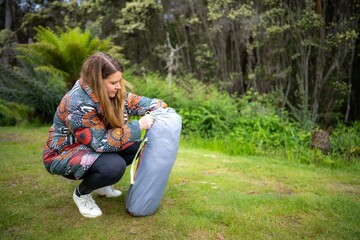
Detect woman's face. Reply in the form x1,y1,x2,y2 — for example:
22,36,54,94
103,71,123,98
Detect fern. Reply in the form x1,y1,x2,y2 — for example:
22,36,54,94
0,63,65,122
15,26,118,89
4,26,128,123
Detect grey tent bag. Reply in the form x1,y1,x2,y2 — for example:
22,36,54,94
126,108,182,216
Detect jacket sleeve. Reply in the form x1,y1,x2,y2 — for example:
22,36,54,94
126,92,167,116
66,103,142,152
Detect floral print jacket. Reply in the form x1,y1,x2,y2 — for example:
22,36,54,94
43,79,167,179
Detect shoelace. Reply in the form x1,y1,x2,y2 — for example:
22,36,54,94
82,194,97,209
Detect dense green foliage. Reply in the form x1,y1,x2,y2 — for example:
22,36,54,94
0,99,30,126
127,71,358,167
127,72,239,138
1,0,359,123
331,122,360,160
0,62,65,123
0,2,359,167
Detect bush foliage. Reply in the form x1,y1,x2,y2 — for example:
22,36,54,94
1,27,358,168
127,70,358,167
0,63,66,123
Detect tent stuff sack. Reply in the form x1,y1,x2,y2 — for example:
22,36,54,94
125,107,182,216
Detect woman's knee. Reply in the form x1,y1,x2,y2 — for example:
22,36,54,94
94,153,127,182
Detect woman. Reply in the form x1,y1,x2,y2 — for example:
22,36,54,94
43,52,167,218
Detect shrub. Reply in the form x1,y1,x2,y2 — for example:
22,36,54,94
126,72,238,138
0,100,31,126
106,70,360,168
0,63,65,123
330,122,360,162
228,89,306,153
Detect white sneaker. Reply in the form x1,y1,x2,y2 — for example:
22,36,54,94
94,185,122,198
73,189,102,218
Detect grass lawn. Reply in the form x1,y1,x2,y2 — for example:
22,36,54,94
0,126,359,240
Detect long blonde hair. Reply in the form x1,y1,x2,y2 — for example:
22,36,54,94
81,52,126,128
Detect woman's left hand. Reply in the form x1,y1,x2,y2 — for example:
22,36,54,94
139,114,154,130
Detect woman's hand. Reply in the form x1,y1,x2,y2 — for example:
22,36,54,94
139,114,154,130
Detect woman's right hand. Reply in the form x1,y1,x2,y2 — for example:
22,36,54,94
138,114,154,130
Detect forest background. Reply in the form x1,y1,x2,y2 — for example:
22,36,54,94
0,0,360,167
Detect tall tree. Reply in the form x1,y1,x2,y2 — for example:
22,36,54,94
115,0,164,70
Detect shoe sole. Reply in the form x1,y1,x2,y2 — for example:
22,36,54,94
81,212,103,218
96,192,122,198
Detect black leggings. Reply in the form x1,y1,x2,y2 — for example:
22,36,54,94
66,142,141,195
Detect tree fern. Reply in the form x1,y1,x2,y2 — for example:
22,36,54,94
15,26,121,89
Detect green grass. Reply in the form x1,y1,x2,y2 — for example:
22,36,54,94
0,126,359,240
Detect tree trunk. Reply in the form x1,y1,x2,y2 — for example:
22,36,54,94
311,0,326,122
315,0,322,14
345,46,355,122
232,24,245,94
5,0,13,30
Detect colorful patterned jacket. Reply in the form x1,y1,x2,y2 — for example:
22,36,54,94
43,79,167,179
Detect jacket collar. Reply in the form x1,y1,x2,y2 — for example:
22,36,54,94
78,78,103,115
